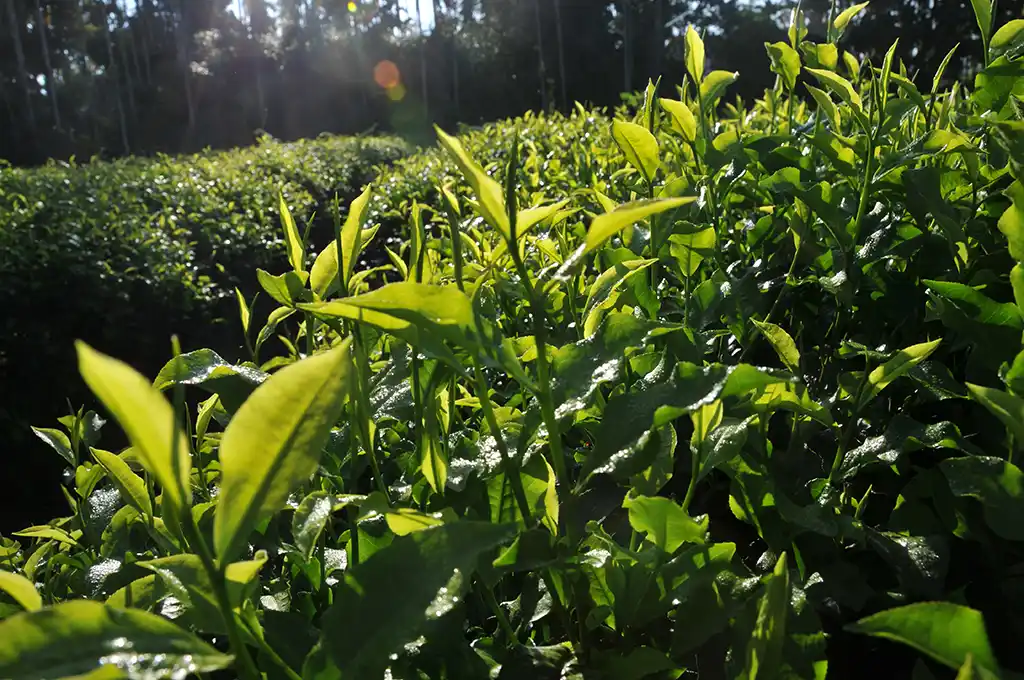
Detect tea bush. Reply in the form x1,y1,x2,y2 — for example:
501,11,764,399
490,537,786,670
3,6,1024,680
0,133,409,529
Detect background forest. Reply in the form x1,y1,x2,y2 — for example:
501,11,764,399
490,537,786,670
1,0,1018,167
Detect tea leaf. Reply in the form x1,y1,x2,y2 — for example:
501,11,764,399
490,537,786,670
744,552,790,680
833,2,869,38
965,383,1024,450
76,342,191,528
435,125,510,239
292,491,335,562
585,198,695,255
751,320,800,373
659,98,697,143
612,121,660,184
214,340,354,564
805,68,865,120
624,495,708,552
0,571,42,612
766,42,801,92
997,181,1024,262
862,339,941,405
669,226,716,277
316,521,514,680
280,192,306,275
685,25,705,84
0,600,233,679
969,0,993,48
30,427,74,467
311,186,372,297
846,603,999,679
990,19,1024,60
700,70,740,109
939,456,1024,541
91,449,151,518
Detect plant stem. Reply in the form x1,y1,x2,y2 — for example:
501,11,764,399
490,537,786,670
351,327,390,501
852,134,875,243
477,580,518,643
472,361,533,523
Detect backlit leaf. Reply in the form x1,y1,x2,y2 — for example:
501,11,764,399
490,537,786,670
833,2,869,37
863,339,941,404
0,571,42,612
685,25,705,84
847,603,999,679
965,383,1024,450
752,320,800,373
91,449,151,518
939,456,1024,541
659,98,697,143
76,342,191,528
624,495,708,552
744,552,790,680
280,193,306,275
612,120,660,184
435,125,510,239
0,600,233,679
214,340,353,564
316,521,514,680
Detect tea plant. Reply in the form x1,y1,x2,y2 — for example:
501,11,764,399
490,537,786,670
2,5,1024,679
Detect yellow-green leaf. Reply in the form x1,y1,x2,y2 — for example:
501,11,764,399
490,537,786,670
76,342,191,525
847,603,999,679
612,120,660,184
752,320,801,373
92,448,152,517
685,25,705,84
235,288,251,335
585,198,695,255
311,186,373,297
624,495,708,553
765,41,801,92
990,19,1024,59
420,434,447,495
966,383,1024,448
998,181,1024,263
214,340,354,564
0,571,42,612
659,98,697,143
806,84,840,129
806,67,864,119
833,2,869,37
969,0,993,47
435,125,510,240
744,553,790,680
13,526,78,547
699,70,739,109
279,193,305,275
384,508,446,536
863,339,941,404
668,226,716,276
0,600,234,679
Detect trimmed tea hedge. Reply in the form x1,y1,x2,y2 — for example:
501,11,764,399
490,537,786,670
0,134,409,529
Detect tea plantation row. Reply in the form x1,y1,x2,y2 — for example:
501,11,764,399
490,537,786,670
2,6,1024,680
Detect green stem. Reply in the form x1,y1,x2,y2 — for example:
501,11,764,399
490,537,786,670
508,242,569,488
852,134,875,243
352,327,390,501
477,580,518,643
827,361,872,484
472,361,533,524
243,619,304,680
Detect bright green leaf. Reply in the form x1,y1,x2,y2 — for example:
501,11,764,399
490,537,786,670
659,98,697,143
214,340,353,564
612,120,660,184
752,320,800,373
833,2,870,37
0,571,42,612
0,600,233,679
624,495,708,553
685,25,705,84
91,448,151,518
847,603,999,679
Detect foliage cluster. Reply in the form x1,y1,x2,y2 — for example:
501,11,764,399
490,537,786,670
3,6,1024,680
0,133,409,530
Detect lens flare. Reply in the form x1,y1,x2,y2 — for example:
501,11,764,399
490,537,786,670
374,60,402,90
347,1,357,12
386,83,407,102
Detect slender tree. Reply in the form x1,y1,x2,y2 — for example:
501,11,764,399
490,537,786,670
33,0,61,129
553,0,568,110
5,0,36,129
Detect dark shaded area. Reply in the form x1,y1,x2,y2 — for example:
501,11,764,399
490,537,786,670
0,0,1014,166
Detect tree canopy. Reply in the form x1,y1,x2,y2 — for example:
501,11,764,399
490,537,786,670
0,0,1014,166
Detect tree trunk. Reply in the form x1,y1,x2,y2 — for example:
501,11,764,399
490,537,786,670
622,0,633,94
416,0,429,117
652,0,664,82
553,0,568,110
113,2,139,127
34,0,61,129
173,0,196,145
5,0,36,128
100,1,130,153
533,0,548,111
